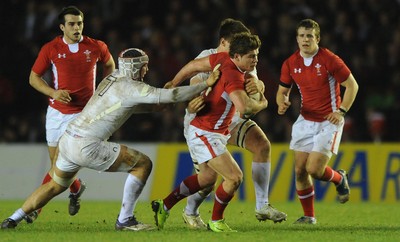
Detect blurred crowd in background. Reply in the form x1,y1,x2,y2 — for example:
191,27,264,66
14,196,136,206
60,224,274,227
1,0,399,143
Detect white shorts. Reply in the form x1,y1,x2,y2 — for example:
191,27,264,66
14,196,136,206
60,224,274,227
46,106,80,147
183,110,249,171
183,110,244,141
186,124,230,164
56,130,121,173
290,115,344,158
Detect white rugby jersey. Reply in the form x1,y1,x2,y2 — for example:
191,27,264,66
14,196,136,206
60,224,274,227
67,70,208,140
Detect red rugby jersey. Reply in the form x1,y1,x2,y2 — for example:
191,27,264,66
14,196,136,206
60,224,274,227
280,47,351,122
32,35,112,114
191,52,245,134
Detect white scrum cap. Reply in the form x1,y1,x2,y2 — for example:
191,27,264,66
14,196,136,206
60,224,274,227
118,48,149,80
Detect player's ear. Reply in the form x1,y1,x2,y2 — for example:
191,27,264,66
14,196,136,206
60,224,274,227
316,36,320,44
220,38,229,48
141,68,145,81
140,64,148,82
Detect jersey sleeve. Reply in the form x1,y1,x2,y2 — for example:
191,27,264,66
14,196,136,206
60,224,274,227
210,52,245,93
159,83,208,103
128,81,208,104
224,71,245,94
326,53,351,84
98,40,112,64
209,52,226,70
31,44,51,75
279,59,293,88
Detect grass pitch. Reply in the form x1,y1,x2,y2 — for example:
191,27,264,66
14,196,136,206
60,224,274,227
0,200,399,242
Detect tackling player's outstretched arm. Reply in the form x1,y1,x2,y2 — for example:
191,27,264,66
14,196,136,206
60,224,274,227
160,66,220,103
133,66,220,113
165,56,212,88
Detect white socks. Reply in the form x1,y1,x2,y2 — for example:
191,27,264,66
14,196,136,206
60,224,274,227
118,174,144,223
10,208,26,223
252,162,271,210
184,192,208,215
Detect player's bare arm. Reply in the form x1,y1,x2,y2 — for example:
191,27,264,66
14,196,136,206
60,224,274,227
102,57,116,78
229,89,268,118
185,64,221,113
324,111,345,125
204,65,220,87
29,71,71,104
276,85,291,115
165,56,212,88
325,74,358,125
244,78,261,96
339,74,359,111
244,73,264,96
187,95,205,114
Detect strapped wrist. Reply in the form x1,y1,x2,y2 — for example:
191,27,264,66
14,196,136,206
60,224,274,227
337,108,346,117
339,107,347,115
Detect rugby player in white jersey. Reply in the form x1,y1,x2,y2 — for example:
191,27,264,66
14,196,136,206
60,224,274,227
1,48,220,231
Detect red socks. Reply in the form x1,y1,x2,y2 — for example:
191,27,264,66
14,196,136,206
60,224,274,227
297,186,315,217
212,184,234,221
164,174,201,210
69,178,81,194
321,166,342,185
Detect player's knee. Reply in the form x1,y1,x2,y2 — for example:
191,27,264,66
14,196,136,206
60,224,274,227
141,155,153,173
130,154,152,176
198,171,218,188
231,173,243,189
244,128,271,158
294,166,308,180
306,166,324,179
123,147,153,173
255,138,271,157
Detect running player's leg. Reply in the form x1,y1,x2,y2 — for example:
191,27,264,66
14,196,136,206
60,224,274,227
206,151,242,232
110,145,154,231
228,118,287,222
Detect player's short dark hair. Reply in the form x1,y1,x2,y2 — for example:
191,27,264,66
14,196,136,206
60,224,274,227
297,19,320,38
229,32,261,57
58,6,84,25
219,18,250,42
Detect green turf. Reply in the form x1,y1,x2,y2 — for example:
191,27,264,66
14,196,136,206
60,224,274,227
1,200,399,242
